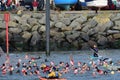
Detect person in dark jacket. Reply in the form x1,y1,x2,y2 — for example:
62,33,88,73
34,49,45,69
74,0,82,10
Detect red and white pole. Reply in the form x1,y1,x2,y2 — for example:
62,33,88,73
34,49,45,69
4,13,10,55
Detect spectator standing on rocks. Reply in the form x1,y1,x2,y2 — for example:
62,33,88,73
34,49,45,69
1,0,6,11
32,0,39,11
19,0,24,6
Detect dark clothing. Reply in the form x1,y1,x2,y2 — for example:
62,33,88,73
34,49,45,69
92,46,99,57
93,47,98,53
19,0,25,6
74,0,82,10
1,2,6,11
93,53,98,57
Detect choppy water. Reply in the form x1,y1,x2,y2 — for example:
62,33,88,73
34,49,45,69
0,49,120,80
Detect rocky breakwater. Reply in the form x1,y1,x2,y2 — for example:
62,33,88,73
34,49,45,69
0,11,120,52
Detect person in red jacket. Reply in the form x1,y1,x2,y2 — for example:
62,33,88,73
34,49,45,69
32,0,39,11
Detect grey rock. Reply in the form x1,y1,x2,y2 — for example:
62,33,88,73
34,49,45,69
21,23,32,31
50,21,55,28
87,28,97,36
39,25,45,32
80,32,89,41
64,31,72,35
73,25,82,31
115,20,120,26
55,22,66,28
70,21,80,28
66,31,80,42
61,26,72,31
74,16,87,24
13,16,21,22
95,21,113,32
8,21,19,28
32,13,43,19
111,13,120,21
113,33,120,39
30,31,41,45
21,14,32,19
19,14,31,24
31,25,40,31
22,31,32,41
81,43,90,50
0,14,4,21
0,21,5,29
27,18,38,26
72,41,79,48
0,47,4,54
112,26,120,30
38,16,45,25
53,32,65,40
69,14,80,21
50,14,58,22
82,19,97,32
60,18,71,26
9,28,22,34
0,30,6,39
97,35,108,45
107,30,120,34
50,30,58,36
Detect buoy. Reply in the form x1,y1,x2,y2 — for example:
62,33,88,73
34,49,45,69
111,71,115,74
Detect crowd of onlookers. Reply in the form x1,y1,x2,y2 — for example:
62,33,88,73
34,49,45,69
0,0,43,11
0,0,120,11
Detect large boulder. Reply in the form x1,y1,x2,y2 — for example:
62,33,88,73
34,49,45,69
81,43,90,50
113,33,120,39
55,22,66,28
94,21,113,32
50,14,59,22
60,18,71,26
107,30,120,35
87,28,98,36
0,47,4,54
80,32,89,42
97,35,108,46
69,14,80,21
74,16,87,24
27,18,38,26
32,13,43,19
21,31,32,42
8,21,19,28
82,19,98,32
0,21,5,29
110,13,120,21
0,14,4,21
53,32,65,40
30,31,41,46
69,21,80,28
38,16,46,25
20,23,32,31
19,14,31,24
66,31,80,42
115,20,120,26
39,25,45,32
61,26,72,31
31,25,40,31
9,27,22,34
112,26,120,30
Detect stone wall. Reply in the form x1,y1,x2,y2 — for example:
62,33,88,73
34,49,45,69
0,11,120,52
